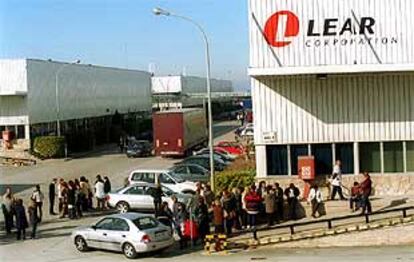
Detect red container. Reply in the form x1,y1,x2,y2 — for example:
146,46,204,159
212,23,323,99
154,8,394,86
298,156,315,180
181,219,199,240
153,108,207,157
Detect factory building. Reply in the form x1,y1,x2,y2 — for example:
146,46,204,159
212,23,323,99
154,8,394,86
0,59,152,152
248,0,414,195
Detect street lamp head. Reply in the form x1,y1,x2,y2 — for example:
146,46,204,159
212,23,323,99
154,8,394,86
153,7,170,16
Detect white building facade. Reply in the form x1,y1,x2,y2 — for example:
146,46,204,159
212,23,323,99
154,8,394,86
248,0,414,180
0,59,152,149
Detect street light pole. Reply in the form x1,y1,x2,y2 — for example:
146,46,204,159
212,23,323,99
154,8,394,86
153,7,215,191
54,60,80,137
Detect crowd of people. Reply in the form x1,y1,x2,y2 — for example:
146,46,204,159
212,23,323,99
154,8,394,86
1,160,373,244
1,174,112,240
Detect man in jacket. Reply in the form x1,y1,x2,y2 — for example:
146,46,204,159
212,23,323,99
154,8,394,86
284,183,300,220
308,185,323,218
49,178,57,215
274,183,284,222
331,160,346,200
264,185,276,226
360,172,372,215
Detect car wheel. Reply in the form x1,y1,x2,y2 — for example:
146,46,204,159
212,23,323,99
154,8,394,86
123,242,137,259
116,201,130,213
74,236,89,252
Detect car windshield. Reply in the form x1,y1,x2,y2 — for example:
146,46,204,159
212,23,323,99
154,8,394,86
161,186,175,196
132,217,159,230
168,172,185,183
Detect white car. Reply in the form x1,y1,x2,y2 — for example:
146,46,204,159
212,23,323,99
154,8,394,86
127,169,197,194
71,213,174,259
240,126,254,137
107,183,192,213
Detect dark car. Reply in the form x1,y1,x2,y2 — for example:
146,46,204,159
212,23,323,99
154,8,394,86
177,155,225,171
126,140,152,158
169,164,210,183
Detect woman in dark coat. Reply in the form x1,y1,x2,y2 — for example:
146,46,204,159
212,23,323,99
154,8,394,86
151,184,163,217
67,181,77,219
194,198,210,243
14,199,28,240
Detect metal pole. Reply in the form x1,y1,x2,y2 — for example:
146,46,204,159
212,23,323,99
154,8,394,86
55,72,61,137
161,12,215,190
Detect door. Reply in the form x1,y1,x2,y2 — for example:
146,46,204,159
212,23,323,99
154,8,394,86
124,185,146,209
103,218,130,251
92,217,115,250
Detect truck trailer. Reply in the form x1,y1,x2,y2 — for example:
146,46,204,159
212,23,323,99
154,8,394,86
153,108,207,157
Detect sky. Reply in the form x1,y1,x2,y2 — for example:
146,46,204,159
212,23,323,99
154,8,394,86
0,0,250,90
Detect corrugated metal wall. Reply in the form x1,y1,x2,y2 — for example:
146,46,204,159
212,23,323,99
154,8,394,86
26,59,152,124
248,0,414,69
253,72,414,144
152,75,233,95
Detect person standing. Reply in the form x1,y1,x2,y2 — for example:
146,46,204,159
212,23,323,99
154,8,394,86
350,182,362,212
94,175,105,211
59,182,69,218
194,198,209,244
79,177,89,212
331,160,346,200
264,185,276,226
67,180,77,219
48,178,57,215
14,199,28,240
244,185,263,229
202,185,215,208
284,183,300,220
151,183,163,216
57,178,65,214
212,199,224,234
274,183,284,223
31,185,44,222
308,185,323,218
2,187,14,234
28,199,39,239
103,176,111,208
360,172,372,215
221,190,236,235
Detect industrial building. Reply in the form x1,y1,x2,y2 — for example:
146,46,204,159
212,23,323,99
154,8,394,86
151,75,233,110
0,59,152,152
248,0,414,194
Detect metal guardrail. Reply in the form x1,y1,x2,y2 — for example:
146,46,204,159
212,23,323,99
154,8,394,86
251,205,414,238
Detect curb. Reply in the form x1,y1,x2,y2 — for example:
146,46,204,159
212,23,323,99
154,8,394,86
231,215,414,248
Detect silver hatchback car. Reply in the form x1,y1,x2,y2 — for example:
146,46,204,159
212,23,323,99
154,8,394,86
71,213,174,259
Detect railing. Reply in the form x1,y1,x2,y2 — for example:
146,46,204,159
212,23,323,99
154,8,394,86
251,206,414,238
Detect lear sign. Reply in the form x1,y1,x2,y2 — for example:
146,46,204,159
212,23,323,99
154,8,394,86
249,0,414,71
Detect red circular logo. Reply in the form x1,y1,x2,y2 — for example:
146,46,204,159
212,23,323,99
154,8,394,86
264,10,300,48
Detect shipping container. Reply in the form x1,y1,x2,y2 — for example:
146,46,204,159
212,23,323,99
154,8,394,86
153,108,207,157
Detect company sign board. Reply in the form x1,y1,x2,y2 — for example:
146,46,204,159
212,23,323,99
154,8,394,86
248,0,414,74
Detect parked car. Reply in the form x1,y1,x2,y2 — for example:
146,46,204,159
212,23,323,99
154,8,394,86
169,164,209,183
107,183,192,213
214,147,238,159
197,153,231,166
72,213,174,259
126,140,153,158
195,148,236,162
240,126,254,138
177,155,225,171
215,141,244,155
127,169,197,194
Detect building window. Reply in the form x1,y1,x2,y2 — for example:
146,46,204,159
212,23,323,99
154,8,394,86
335,143,354,174
17,125,25,139
383,142,403,173
359,142,381,173
291,145,308,175
407,141,414,172
312,144,333,175
266,145,288,176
